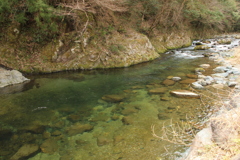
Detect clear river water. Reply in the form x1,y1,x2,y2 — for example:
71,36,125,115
0,40,236,160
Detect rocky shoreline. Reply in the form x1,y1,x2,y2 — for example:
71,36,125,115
181,39,240,159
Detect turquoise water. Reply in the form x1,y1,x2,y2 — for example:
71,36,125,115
0,50,217,160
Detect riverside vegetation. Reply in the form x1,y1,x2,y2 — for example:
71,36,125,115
0,0,240,73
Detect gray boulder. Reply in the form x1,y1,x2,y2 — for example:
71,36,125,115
0,69,30,88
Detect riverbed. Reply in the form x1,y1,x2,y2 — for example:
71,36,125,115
0,37,239,160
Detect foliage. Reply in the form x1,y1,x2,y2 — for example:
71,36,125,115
0,0,60,35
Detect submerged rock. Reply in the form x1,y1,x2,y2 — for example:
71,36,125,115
121,116,134,125
148,87,168,94
170,90,200,99
10,144,39,160
191,82,204,89
101,94,125,102
65,123,94,136
40,139,58,154
162,79,175,86
186,74,198,79
97,136,111,146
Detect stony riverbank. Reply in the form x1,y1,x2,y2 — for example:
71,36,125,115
181,36,240,159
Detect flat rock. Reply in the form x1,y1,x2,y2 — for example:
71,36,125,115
148,87,168,94
172,77,181,81
211,84,224,89
122,116,134,125
170,90,200,99
162,79,175,86
40,139,58,154
65,123,94,136
179,79,197,84
10,144,39,160
97,136,111,146
101,94,125,102
191,82,204,89
199,64,210,68
186,74,198,79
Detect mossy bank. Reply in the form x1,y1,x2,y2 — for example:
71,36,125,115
0,0,239,73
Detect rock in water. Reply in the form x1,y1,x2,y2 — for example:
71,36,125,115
101,94,125,102
170,90,200,99
65,123,94,136
10,144,39,160
0,69,30,88
148,87,168,94
179,79,197,84
162,79,175,86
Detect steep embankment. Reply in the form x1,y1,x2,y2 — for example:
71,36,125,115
0,0,238,73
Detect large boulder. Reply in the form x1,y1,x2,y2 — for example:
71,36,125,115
170,90,200,99
0,69,30,88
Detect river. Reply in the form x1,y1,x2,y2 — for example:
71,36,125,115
0,38,238,160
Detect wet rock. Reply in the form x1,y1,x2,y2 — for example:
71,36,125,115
212,84,224,89
162,79,175,86
121,107,139,115
42,131,51,139
194,45,210,50
179,79,197,84
191,82,204,89
148,87,168,94
68,114,81,121
97,136,111,146
102,94,125,102
10,144,39,160
51,130,62,136
157,113,169,120
186,74,198,79
172,77,181,81
199,64,210,69
122,116,134,125
195,68,205,73
111,114,120,120
40,139,58,154
212,73,229,78
24,125,45,134
89,112,109,122
213,66,227,73
217,38,232,44
227,81,237,87
0,70,30,88
75,139,88,145
204,76,215,84
113,135,124,145
66,123,94,136
170,90,200,99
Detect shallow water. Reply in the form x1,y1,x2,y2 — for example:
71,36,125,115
0,43,228,160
